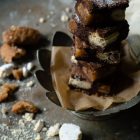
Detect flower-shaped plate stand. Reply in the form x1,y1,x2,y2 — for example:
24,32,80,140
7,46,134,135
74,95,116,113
35,31,140,120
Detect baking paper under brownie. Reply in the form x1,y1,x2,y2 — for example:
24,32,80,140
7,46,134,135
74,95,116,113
51,46,140,111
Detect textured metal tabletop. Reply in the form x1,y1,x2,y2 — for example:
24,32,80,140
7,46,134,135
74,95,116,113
0,0,140,140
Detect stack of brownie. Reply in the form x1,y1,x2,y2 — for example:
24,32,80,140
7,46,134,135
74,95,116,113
68,0,129,94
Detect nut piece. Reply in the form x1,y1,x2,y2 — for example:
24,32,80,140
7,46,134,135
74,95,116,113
12,68,23,80
0,83,18,102
2,26,42,47
0,44,26,63
12,101,38,114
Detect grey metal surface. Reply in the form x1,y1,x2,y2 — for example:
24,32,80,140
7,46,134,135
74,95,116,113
0,0,140,140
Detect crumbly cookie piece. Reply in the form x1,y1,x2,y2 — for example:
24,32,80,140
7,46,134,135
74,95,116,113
0,44,26,63
12,68,23,80
0,83,18,102
12,101,38,114
2,26,43,47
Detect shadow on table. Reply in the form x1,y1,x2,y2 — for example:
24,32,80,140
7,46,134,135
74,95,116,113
102,103,140,140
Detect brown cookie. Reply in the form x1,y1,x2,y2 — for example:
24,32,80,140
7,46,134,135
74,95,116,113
2,26,43,47
0,83,18,102
12,101,38,114
0,44,26,63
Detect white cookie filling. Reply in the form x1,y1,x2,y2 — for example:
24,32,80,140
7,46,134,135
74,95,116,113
88,32,119,48
71,56,78,64
69,77,92,90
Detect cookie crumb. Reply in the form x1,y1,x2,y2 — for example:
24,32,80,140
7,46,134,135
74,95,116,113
12,101,38,114
18,119,25,127
34,120,44,133
0,83,18,102
39,17,46,23
47,123,60,138
35,133,43,140
26,81,35,87
1,105,8,116
61,13,69,22
65,7,71,13
42,127,47,132
22,113,34,122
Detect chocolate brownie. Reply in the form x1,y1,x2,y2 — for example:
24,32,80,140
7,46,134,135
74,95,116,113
72,36,121,64
69,17,129,49
69,61,116,90
75,0,128,25
69,64,93,90
72,48,120,64
73,35,121,51
76,0,129,10
72,60,116,81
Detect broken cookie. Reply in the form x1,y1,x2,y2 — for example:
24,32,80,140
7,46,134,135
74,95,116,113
0,83,18,102
2,26,43,47
0,44,26,63
12,101,38,114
